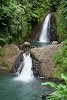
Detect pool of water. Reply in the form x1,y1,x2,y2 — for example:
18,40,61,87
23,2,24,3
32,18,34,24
0,72,56,100
31,41,51,47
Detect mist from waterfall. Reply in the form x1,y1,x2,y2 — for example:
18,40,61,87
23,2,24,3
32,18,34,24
13,53,34,82
39,13,51,42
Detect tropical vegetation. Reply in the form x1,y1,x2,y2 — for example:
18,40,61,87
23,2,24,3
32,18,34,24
41,73,67,100
53,39,67,78
0,0,67,99
0,0,67,45
0,0,49,45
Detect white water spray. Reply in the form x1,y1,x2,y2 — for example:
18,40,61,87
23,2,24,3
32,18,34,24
39,13,51,42
13,53,34,82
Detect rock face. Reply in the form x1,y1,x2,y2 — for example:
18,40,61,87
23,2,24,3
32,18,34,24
50,14,58,41
0,44,22,72
30,44,61,77
32,58,39,75
11,52,23,73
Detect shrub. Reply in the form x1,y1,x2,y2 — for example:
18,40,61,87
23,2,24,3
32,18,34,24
0,38,6,46
56,0,67,41
41,73,67,100
0,0,49,44
53,39,67,72
0,46,3,57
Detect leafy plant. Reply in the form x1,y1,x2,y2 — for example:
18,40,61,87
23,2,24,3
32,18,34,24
0,0,49,44
41,73,67,100
53,39,67,72
0,0,66,44
0,38,6,46
57,0,67,41
47,0,60,12
0,46,3,57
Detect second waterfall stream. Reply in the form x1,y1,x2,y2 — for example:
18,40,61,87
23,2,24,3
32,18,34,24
39,13,51,42
13,53,34,82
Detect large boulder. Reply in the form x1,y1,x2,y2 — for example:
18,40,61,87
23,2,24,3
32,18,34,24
18,42,31,50
23,42,31,47
0,44,22,72
30,44,62,78
51,41,59,45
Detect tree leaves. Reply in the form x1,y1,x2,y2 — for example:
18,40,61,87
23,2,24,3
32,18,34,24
0,0,48,44
41,73,67,100
41,82,57,88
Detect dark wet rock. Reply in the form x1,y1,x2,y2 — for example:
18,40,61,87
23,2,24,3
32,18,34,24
11,50,39,75
17,62,24,74
50,14,58,41
32,59,39,75
18,44,23,50
11,52,23,73
41,94,50,99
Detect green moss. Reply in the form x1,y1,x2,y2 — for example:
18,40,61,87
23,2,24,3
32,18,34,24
51,67,64,79
1,61,9,68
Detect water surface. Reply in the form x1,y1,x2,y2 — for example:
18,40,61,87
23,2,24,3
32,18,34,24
0,72,55,100
31,41,51,47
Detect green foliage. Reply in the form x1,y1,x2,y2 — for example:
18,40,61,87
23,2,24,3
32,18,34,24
41,73,67,100
47,0,67,41
47,0,60,12
61,73,67,88
56,0,67,41
53,39,67,73
41,82,57,88
0,0,66,44
0,38,6,46
0,46,3,57
0,0,49,45
53,53,62,65
62,40,67,57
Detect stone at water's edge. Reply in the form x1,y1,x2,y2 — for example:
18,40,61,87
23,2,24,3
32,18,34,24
51,41,59,45
18,42,31,50
30,43,62,78
23,42,31,47
0,44,22,72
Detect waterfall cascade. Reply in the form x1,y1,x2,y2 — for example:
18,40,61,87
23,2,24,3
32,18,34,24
13,53,34,82
39,13,51,42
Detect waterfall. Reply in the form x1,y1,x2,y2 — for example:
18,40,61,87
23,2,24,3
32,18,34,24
13,53,34,82
39,13,51,42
